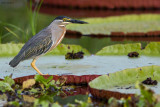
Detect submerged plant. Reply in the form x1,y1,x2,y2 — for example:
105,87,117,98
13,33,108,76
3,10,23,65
135,83,157,107
34,75,65,91
0,75,14,92
0,75,66,106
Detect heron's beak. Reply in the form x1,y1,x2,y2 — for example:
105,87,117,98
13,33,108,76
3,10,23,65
70,19,88,24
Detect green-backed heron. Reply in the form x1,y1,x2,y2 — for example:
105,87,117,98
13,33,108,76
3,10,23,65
9,16,88,75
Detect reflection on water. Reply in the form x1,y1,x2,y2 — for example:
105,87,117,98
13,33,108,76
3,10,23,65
39,6,160,18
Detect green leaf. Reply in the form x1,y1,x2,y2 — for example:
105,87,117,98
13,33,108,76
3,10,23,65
3,75,15,86
52,103,61,107
34,75,51,87
8,101,20,107
135,83,157,106
48,80,59,89
75,99,92,107
34,75,58,90
29,88,38,94
34,95,54,107
46,76,53,83
4,27,20,40
35,75,53,84
0,81,13,92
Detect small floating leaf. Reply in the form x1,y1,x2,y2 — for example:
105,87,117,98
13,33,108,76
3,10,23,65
23,95,35,103
22,79,36,89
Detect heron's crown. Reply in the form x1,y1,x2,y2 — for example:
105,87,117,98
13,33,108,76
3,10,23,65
54,16,88,24
54,16,71,21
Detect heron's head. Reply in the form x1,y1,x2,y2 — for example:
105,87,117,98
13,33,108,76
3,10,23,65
53,16,88,27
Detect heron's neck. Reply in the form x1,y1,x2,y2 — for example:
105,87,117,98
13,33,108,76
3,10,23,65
48,22,66,29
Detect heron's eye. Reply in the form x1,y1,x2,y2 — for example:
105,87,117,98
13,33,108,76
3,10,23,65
63,18,70,22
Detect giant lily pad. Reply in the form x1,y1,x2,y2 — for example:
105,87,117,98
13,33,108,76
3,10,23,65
2,55,160,78
96,42,160,56
141,42,160,56
96,43,141,55
67,14,160,35
0,43,90,57
89,65,160,99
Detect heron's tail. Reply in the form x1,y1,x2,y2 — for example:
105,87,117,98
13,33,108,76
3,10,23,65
9,55,22,67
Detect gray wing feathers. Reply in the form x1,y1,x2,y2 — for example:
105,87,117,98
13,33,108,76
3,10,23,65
23,35,52,60
9,29,53,67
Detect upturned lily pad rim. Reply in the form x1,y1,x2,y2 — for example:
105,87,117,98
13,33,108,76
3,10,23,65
89,85,134,99
89,65,160,97
0,75,100,85
89,65,160,99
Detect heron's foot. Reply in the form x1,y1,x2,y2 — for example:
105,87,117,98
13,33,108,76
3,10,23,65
31,59,46,75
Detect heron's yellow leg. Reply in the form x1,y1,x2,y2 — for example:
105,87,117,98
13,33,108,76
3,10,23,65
31,59,43,75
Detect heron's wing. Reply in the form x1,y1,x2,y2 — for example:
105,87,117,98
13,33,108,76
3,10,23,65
21,31,53,60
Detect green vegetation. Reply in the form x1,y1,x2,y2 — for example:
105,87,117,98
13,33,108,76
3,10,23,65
0,4,54,43
27,0,44,36
0,0,44,43
67,14,160,35
0,75,65,106
108,83,159,107
0,75,93,106
0,75,14,92
1,75,160,106
34,75,65,90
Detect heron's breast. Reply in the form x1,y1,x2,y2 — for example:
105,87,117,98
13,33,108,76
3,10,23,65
49,27,66,51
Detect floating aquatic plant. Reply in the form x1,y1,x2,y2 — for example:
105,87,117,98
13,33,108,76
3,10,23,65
67,14,160,35
0,43,90,57
96,42,160,56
